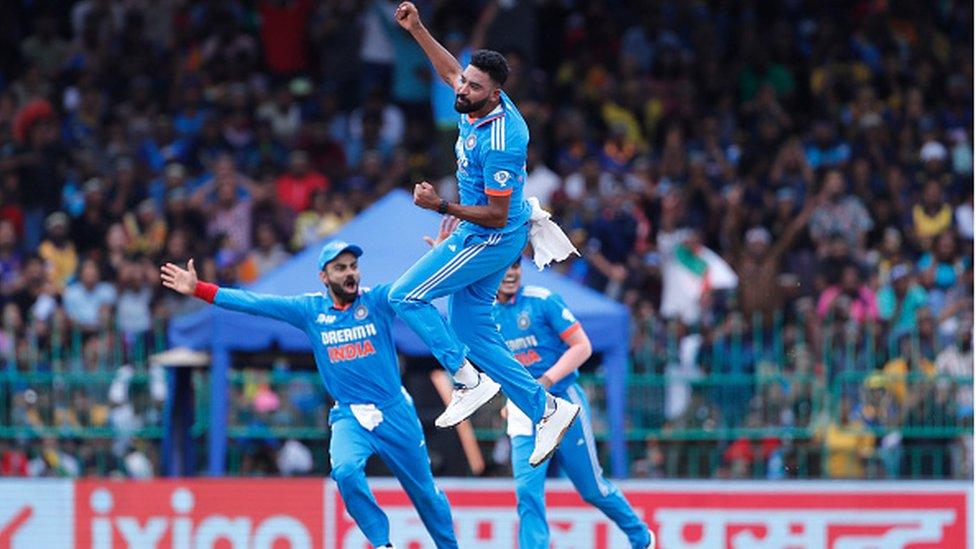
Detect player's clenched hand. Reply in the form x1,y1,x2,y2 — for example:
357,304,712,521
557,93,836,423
160,259,199,296
413,181,440,211
395,2,420,31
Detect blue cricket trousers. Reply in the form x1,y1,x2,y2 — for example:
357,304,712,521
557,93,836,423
329,394,458,548
511,384,652,549
389,225,549,423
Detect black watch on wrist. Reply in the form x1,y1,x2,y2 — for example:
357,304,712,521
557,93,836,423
437,199,450,214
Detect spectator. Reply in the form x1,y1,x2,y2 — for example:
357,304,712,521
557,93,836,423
115,259,153,339
20,15,70,76
27,437,80,478
257,86,303,144
882,333,937,406
123,199,167,257
71,178,112,257
821,398,874,479
808,170,873,251
37,212,77,292
913,180,954,244
816,265,880,324
148,162,189,211
344,109,393,168
918,231,967,294
935,322,974,420
237,222,291,283
62,259,116,333
804,121,850,170
204,177,253,254
275,150,329,213
258,0,313,76
877,264,929,337
0,218,23,299
292,190,352,249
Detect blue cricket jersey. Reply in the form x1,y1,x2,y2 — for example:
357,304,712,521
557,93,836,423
454,91,531,236
213,284,403,406
493,285,582,394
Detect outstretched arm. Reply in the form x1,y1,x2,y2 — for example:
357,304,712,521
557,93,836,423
160,259,307,327
396,1,462,87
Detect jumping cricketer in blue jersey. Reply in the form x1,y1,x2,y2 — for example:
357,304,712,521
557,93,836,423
392,1,579,468
493,261,656,549
160,241,458,549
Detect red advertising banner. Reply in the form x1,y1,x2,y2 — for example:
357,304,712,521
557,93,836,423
75,479,324,549
333,480,972,549
0,478,959,548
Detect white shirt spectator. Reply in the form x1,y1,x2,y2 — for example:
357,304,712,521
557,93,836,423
116,287,153,334
524,162,561,207
64,281,117,330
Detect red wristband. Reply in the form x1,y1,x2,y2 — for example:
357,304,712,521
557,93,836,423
193,281,219,303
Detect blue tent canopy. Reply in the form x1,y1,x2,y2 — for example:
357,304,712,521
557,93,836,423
169,189,629,477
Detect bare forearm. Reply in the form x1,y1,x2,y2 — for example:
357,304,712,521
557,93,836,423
408,23,461,86
543,341,591,385
444,201,506,228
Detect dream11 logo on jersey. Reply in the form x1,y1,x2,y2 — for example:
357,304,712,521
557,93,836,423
75,480,324,548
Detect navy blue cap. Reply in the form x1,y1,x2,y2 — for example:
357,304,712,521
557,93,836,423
317,240,363,270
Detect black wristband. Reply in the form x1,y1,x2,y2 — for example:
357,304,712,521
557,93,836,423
437,199,450,214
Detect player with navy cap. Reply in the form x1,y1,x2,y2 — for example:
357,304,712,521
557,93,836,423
160,241,458,549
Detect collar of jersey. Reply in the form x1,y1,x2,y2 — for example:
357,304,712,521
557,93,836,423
468,104,505,127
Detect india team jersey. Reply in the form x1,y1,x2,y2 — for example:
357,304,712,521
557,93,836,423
214,284,402,406
493,285,582,394
455,91,531,235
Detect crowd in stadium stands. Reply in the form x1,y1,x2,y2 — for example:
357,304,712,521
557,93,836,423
0,0,971,479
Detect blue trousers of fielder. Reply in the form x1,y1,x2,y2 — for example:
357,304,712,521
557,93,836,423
389,225,549,423
329,394,458,548
512,384,651,549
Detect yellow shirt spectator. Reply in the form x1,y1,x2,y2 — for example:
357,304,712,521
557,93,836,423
912,204,952,239
824,419,875,478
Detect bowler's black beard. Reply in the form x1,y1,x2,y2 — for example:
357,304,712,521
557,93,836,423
454,95,488,113
329,276,359,304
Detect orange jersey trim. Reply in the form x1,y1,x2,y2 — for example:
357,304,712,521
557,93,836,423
560,322,582,341
485,187,513,197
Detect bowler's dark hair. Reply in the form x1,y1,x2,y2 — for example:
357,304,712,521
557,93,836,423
470,49,509,86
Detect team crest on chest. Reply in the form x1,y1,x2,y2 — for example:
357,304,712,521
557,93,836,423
465,134,477,149
517,311,531,330
354,305,369,320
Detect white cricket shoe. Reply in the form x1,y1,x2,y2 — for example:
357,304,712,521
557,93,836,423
528,397,580,467
434,373,501,428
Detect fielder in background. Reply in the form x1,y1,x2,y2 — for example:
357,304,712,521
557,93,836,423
160,242,458,549
390,0,579,468
494,260,656,549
